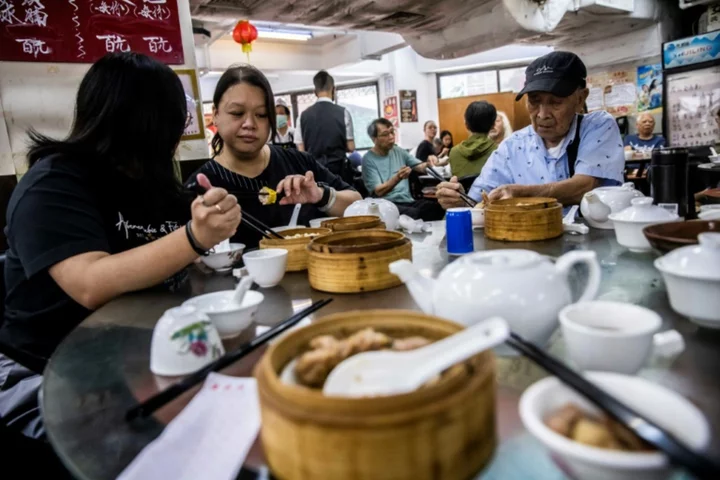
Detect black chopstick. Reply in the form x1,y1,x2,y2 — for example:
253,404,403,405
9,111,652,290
126,298,333,421
506,333,720,478
424,167,477,207
242,210,284,240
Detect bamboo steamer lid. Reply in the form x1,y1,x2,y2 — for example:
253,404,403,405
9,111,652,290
484,197,563,242
254,309,497,480
308,230,407,254
321,215,385,232
259,228,331,271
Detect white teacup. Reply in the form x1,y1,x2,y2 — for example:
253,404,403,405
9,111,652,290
242,248,288,288
150,305,225,376
560,301,684,374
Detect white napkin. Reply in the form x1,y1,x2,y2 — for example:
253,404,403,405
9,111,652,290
118,373,261,480
398,214,426,233
212,239,231,253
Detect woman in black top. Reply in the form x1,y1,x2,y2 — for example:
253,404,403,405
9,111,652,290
189,65,361,249
0,53,240,439
438,130,454,157
415,120,438,162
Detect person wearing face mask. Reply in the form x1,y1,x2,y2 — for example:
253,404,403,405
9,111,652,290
188,65,361,249
436,51,624,209
272,103,296,149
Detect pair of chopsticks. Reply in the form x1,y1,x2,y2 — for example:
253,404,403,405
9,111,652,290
424,168,477,207
188,182,284,240
126,298,333,421
506,332,720,478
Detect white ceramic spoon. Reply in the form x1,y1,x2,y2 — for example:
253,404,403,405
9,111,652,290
289,203,302,228
323,317,510,397
231,276,254,305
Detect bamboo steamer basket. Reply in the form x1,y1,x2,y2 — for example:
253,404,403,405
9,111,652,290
254,309,497,480
484,197,563,242
308,229,407,254
259,228,331,271
321,215,385,232
307,232,411,293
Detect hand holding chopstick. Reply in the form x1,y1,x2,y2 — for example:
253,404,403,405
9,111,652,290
430,171,477,208
126,298,333,421
506,332,720,479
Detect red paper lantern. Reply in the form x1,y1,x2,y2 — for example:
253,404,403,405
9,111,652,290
232,20,258,59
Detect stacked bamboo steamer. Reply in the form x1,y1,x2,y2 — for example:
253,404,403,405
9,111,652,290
259,228,331,271
307,230,411,293
254,309,497,480
484,197,563,241
321,215,386,232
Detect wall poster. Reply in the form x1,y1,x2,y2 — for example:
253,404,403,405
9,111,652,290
175,69,204,141
636,64,663,113
399,89,418,122
383,96,399,128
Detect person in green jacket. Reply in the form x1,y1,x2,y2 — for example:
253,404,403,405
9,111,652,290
449,101,498,178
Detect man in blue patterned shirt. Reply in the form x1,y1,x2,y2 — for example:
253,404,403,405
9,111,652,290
437,52,624,209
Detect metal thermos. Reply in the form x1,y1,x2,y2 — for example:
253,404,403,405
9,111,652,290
649,147,693,218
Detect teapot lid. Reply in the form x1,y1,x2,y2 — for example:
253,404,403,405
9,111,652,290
607,197,678,223
655,232,720,280
462,249,544,269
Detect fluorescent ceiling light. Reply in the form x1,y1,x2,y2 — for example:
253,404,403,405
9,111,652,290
257,29,312,42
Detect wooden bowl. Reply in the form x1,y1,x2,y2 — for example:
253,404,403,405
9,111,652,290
307,237,411,293
321,215,385,232
643,220,720,253
484,197,563,242
698,188,720,205
259,228,331,271
254,309,496,480
308,230,407,254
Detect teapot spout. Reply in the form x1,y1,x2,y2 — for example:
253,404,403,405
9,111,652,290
389,260,436,314
583,191,611,223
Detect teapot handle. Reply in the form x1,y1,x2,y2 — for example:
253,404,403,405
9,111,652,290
554,250,601,303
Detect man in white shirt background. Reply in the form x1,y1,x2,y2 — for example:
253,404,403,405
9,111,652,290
296,71,355,180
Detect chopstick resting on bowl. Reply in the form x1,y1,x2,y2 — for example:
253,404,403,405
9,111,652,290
506,332,720,478
188,182,284,240
126,298,333,421
424,167,477,208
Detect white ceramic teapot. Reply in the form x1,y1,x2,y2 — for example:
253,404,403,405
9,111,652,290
344,198,400,230
389,250,601,355
580,183,644,229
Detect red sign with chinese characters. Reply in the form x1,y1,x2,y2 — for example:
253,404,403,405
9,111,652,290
0,0,184,64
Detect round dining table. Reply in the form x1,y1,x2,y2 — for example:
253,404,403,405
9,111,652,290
41,227,720,480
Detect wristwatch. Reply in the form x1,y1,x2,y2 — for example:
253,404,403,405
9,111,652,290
316,182,337,212
315,182,332,208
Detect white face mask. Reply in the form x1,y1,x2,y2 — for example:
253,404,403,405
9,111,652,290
276,115,288,128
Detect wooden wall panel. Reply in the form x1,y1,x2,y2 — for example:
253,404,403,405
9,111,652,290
437,92,531,145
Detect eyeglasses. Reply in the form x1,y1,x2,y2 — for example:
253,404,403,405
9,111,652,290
377,129,396,138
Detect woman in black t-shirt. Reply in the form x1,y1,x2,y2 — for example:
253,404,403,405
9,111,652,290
415,120,439,162
0,53,241,440
188,65,361,248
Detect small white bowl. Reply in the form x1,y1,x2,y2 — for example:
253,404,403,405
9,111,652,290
242,248,288,288
200,243,245,272
560,301,665,374
698,209,720,220
520,372,710,480
150,305,225,376
471,208,484,229
183,290,264,338
708,154,720,164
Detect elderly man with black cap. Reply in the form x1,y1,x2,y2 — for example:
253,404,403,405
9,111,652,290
437,51,625,208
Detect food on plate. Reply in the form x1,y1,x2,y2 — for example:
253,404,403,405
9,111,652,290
294,328,434,388
282,232,321,239
259,186,278,205
544,403,654,452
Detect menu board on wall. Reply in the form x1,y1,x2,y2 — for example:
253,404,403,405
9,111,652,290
666,65,720,148
603,69,637,117
0,0,184,64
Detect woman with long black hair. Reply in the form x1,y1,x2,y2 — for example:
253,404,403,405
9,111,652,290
189,64,361,249
0,53,240,441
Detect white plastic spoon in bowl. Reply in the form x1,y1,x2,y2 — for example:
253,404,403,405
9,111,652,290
232,276,254,305
710,146,718,157
323,317,510,397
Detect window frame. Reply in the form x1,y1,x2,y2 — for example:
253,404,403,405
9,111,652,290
435,62,533,99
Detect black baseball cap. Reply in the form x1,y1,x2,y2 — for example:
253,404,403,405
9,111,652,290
516,51,587,101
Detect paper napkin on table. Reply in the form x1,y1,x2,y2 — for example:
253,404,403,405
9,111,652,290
118,373,261,480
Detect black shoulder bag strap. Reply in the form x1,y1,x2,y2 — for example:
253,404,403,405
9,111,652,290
566,114,584,178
